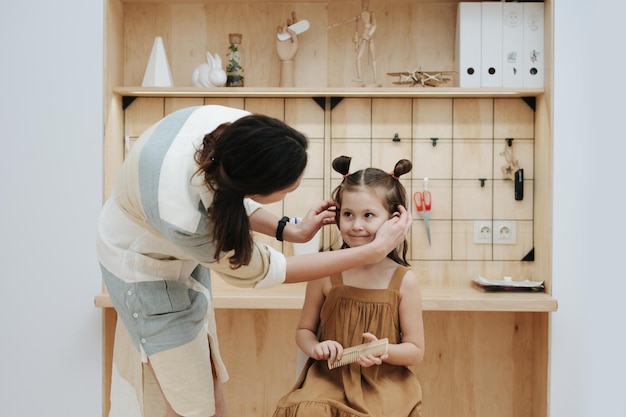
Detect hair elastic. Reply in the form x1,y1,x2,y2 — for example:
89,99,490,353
343,172,351,178
390,172,399,180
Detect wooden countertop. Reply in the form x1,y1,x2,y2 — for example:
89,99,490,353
94,279,557,312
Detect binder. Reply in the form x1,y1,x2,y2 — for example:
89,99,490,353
481,1,503,87
501,2,524,88
456,2,482,88
523,2,544,88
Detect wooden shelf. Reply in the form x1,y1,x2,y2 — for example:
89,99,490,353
94,279,557,312
113,86,545,99
121,0,332,3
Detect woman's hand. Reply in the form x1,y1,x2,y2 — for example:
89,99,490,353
369,204,411,255
286,199,336,243
248,200,336,243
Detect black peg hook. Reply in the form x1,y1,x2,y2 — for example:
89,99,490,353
479,178,486,187
506,138,514,147
431,138,438,147
392,133,401,142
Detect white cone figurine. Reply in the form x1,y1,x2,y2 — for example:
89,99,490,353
142,36,174,87
192,52,227,87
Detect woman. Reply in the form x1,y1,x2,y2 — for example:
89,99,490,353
96,105,411,417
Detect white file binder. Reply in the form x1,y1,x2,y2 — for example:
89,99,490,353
522,2,544,88
456,2,482,88
502,2,524,88
481,1,503,87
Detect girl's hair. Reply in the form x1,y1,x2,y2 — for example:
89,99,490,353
331,155,412,266
195,114,308,268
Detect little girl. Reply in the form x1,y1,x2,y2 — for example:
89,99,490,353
273,156,425,417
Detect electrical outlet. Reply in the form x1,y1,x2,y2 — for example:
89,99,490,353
473,221,493,244
493,221,516,244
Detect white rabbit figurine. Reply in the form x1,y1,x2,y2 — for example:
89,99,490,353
192,52,227,87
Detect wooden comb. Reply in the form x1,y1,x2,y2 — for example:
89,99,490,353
328,338,389,369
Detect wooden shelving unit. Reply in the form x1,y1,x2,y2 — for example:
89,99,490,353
99,1,555,416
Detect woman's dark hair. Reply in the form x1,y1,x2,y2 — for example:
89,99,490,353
331,155,412,266
195,114,308,267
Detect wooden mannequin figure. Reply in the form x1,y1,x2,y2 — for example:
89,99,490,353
276,12,300,87
354,0,379,86
328,0,380,87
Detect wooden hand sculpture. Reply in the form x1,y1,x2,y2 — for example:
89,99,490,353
276,12,300,87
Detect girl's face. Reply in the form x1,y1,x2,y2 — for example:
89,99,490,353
246,173,303,205
338,188,390,247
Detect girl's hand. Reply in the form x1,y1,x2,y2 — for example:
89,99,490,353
357,332,388,368
311,340,344,365
289,199,336,243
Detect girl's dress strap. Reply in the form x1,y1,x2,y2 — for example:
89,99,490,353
388,266,410,290
330,272,343,287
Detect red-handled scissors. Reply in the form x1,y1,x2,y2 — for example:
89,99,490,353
413,190,432,246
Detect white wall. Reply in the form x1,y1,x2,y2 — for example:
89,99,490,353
551,1,626,416
0,1,103,416
1,0,625,416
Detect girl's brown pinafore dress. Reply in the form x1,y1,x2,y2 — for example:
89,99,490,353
273,266,422,417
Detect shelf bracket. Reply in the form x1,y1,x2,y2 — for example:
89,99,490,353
522,96,536,111
122,96,137,110
330,97,344,111
312,97,326,110
312,96,344,111
522,248,535,262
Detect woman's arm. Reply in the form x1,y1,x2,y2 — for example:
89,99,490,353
248,199,336,243
214,204,410,288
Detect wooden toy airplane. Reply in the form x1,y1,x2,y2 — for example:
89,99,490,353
387,68,455,87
